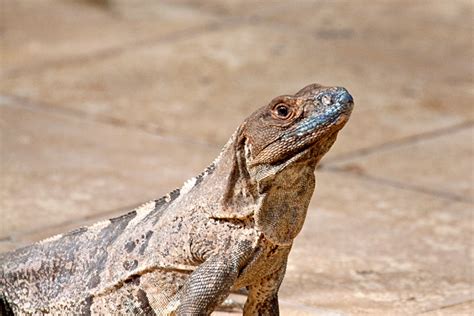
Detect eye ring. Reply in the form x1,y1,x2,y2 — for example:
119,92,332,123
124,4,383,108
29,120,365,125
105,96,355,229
274,103,291,119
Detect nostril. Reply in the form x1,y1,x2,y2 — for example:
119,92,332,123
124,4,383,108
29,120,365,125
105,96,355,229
337,90,353,105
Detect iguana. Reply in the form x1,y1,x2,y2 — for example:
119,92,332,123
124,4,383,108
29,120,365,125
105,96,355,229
0,83,353,315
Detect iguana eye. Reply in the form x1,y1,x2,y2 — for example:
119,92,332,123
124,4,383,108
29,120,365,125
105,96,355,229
274,104,291,119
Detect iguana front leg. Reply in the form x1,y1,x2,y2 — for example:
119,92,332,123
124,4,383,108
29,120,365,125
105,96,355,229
243,258,287,316
174,240,254,315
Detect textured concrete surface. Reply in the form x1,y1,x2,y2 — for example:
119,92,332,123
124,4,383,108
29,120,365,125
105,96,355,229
0,0,472,314
0,99,216,247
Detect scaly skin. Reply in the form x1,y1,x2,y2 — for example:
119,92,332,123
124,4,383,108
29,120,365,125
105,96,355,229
0,83,353,315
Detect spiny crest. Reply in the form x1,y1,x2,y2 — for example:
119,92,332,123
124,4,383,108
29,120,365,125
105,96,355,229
36,129,240,247
148,128,239,210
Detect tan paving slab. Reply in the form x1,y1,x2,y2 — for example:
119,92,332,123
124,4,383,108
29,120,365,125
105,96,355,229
0,98,218,252
279,171,473,314
2,19,470,160
284,0,473,112
326,126,474,202
1,0,216,77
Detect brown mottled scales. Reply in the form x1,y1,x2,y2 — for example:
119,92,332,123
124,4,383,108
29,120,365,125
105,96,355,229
0,84,353,315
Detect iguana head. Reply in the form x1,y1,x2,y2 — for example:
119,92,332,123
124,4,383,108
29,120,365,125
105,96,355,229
214,84,353,245
241,83,353,177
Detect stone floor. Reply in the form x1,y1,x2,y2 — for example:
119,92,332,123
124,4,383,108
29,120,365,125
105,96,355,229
1,0,473,314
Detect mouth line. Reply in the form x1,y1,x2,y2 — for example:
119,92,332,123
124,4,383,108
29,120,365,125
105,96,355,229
259,129,339,171
260,119,342,168
283,102,352,140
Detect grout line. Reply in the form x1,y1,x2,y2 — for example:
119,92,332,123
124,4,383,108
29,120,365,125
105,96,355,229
0,94,221,150
0,236,12,243
1,16,259,79
417,294,474,314
2,21,219,78
0,201,143,243
1,1,328,80
320,166,474,204
279,299,346,315
324,121,474,165
157,0,295,19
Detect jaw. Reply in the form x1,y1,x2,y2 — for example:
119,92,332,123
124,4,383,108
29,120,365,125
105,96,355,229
249,131,338,184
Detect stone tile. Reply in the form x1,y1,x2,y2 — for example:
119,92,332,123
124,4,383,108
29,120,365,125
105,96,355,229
0,99,218,252
2,20,470,159
328,104,465,161
1,0,216,77
280,171,473,314
326,126,474,202
259,0,474,114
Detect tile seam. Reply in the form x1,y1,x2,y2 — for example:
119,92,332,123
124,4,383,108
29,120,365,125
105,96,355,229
2,16,260,79
0,94,220,149
324,121,474,164
320,166,473,204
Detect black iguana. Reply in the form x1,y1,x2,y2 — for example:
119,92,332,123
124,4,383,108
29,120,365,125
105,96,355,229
0,83,353,315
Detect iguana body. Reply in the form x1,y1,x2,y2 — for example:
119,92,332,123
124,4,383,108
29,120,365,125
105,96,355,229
0,83,353,315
